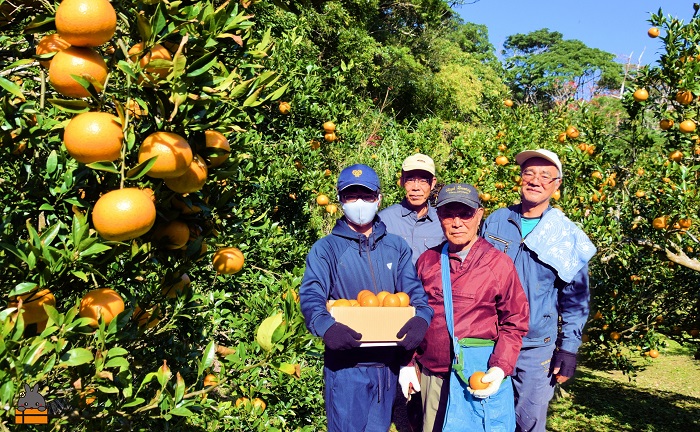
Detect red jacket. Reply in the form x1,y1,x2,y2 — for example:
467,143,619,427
415,237,529,376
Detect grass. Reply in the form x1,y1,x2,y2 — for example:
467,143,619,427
548,338,700,431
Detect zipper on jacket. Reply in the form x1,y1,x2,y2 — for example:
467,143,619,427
363,233,380,293
487,235,510,253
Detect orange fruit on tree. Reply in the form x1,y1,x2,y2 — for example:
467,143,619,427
48,46,108,98
332,299,352,308
503,99,514,107
376,291,390,304
610,331,621,341
679,218,692,229
324,132,337,142
203,130,230,168
359,293,380,307
162,273,191,298
35,33,71,68
468,371,489,390
557,132,567,143
140,187,156,203
648,27,660,38
92,188,157,241
326,204,338,215
676,90,694,105
652,215,668,230
133,305,159,329
203,374,218,387
55,0,116,47
316,194,330,206
138,131,193,178
648,349,660,358
396,292,410,307
382,293,401,307
659,119,674,130
632,88,649,102
668,150,683,162
79,288,125,327
495,156,508,166
152,220,190,250
552,190,561,201
164,154,208,193
63,111,123,164
635,190,645,198
279,101,291,114
323,121,336,132
679,119,697,133
212,247,245,274
128,42,172,82
252,397,266,412
565,126,579,139
125,99,146,119
8,289,56,325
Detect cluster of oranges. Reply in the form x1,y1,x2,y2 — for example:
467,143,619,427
332,290,411,308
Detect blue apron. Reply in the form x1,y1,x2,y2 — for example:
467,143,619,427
441,243,516,432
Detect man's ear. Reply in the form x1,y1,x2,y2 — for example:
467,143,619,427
430,176,437,189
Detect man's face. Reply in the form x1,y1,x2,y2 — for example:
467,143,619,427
339,185,380,204
437,202,484,251
401,170,436,207
520,157,562,208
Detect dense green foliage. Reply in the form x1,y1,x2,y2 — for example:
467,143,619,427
0,0,698,430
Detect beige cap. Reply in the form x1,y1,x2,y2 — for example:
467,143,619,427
402,153,435,176
515,149,563,178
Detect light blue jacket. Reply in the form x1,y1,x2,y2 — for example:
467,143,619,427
480,205,591,353
378,199,445,264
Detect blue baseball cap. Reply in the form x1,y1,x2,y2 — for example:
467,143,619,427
337,164,381,192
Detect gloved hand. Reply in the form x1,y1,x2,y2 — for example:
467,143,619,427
469,367,505,398
398,365,421,399
551,349,577,383
322,322,362,350
396,316,429,350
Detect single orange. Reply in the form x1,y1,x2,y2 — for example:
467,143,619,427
396,292,410,307
469,371,489,390
55,0,116,47
133,305,160,329
203,374,218,387
79,288,124,327
332,299,352,308
212,247,245,274
49,46,108,98
680,119,697,134
359,293,380,307
164,154,208,193
323,121,336,132
382,293,401,307
162,273,191,298
316,194,330,206
648,349,660,358
503,99,514,107
128,42,172,82
152,220,190,250
632,88,649,102
138,131,193,178
63,112,123,163
495,156,508,166
326,204,338,214
235,397,250,408
204,130,230,168
376,291,390,305
125,99,146,119
92,188,157,241
659,119,674,130
324,132,336,142
252,397,266,412
356,289,374,303
8,289,56,325
279,101,291,114
676,90,694,105
36,34,71,68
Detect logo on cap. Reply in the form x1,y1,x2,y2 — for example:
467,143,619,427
352,169,362,177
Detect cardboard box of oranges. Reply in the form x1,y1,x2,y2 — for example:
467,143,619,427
326,290,415,346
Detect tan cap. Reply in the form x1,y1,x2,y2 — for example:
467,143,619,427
402,153,435,176
515,149,563,178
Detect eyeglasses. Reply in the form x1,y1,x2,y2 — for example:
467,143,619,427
521,170,560,185
438,208,477,223
404,177,431,185
341,193,379,203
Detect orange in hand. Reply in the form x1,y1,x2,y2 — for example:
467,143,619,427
469,371,489,390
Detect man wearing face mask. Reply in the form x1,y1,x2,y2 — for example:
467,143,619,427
300,164,433,432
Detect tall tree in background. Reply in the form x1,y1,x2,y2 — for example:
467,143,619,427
502,28,623,106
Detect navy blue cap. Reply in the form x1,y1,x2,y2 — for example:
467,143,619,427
337,164,381,192
436,183,481,209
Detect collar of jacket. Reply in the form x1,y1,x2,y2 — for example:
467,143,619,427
331,217,387,251
399,198,437,221
507,203,553,227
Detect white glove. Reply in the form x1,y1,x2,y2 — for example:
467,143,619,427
469,367,505,399
398,366,421,399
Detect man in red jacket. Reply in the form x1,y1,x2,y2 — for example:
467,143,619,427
400,183,529,431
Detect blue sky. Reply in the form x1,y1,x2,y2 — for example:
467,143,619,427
453,1,694,65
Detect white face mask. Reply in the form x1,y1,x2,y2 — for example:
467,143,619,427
342,199,380,226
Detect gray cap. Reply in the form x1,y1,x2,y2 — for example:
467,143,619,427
515,149,563,178
435,183,481,209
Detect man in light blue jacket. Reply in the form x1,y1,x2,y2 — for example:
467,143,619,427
480,149,596,432
300,164,433,432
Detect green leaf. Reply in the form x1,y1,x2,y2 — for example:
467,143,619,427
9,282,39,297
0,77,23,99
256,313,284,352
59,348,93,367
174,372,185,403
197,340,216,377
187,54,218,78
107,347,129,358
47,99,90,113
126,156,158,180
266,83,289,101
242,87,263,107
85,161,119,173
46,150,58,174
105,356,129,372
170,406,194,417
229,78,253,98
122,397,145,408
80,243,111,258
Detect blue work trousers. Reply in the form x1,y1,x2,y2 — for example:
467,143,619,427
324,364,397,432
512,345,557,432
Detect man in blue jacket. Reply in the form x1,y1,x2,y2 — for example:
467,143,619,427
300,163,433,432
480,149,596,432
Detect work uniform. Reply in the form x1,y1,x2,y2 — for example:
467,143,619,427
378,199,445,265
300,216,433,432
481,205,594,432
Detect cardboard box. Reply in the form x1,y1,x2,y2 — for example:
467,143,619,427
328,301,415,347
